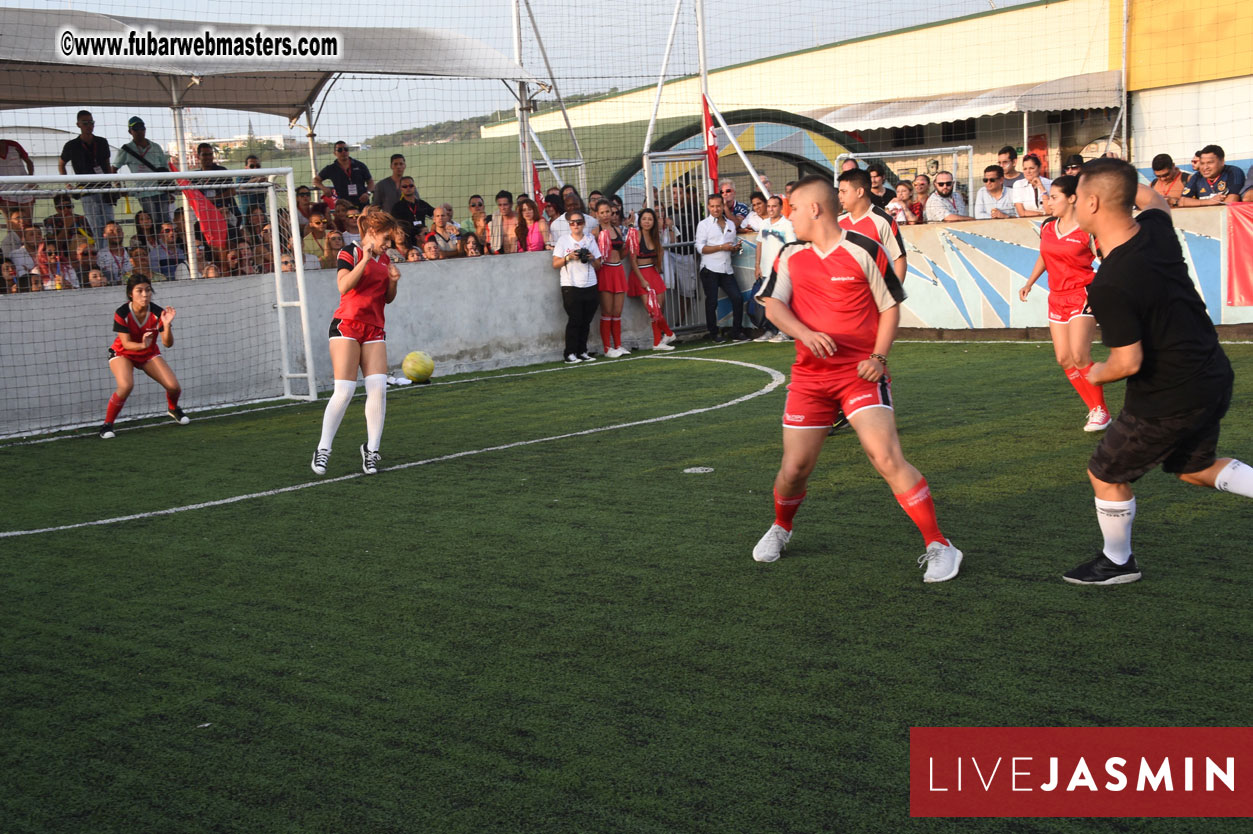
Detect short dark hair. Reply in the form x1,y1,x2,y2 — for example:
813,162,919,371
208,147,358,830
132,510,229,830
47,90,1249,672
983,164,1005,177
400,176,414,185
1199,144,1225,160
794,174,840,213
837,167,872,194
125,273,153,298
1078,158,1138,213
196,142,212,153
495,190,514,203
334,141,348,149
749,190,766,204
707,193,724,204
245,154,259,163
866,162,888,178
469,194,482,203
390,153,405,163
1022,154,1042,167
76,109,92,121
1151,153,1174,172
784,180,798,191
998,145,1018,160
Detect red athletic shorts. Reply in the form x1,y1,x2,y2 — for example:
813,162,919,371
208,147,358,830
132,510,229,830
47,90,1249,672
627,264,665,297
107,346,158,366
782,369,893,428
598,262,628,294
329,317,386,344
1048,287,1091,323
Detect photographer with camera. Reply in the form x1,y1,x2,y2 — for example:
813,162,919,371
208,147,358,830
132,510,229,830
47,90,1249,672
552,211,604,364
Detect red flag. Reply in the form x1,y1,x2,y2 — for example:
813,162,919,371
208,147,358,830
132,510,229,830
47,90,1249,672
1227,203,1253,306
702,95,719,189
168,147,230,249
531,162,543,198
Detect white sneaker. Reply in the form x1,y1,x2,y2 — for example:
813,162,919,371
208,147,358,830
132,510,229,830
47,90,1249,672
618,346,632,355
311,447,330,475
919,541,963,583
652,342,675,351
579,352,596,361
564,354,582,364
752,523,792,563
753,332,772,342
768,332,788,343
1084,405,1111,432
661,333,677,345
605,347,623,358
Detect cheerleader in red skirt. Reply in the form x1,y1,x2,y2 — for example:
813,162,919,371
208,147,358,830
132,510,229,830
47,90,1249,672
594,199,630,357
626,207,676,351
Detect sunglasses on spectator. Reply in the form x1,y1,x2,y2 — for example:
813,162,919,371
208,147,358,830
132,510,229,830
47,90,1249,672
937,181,954,186
281,258,294,265
347,213,359,219
570,219,585,225
1065,165,1080,171
721,188,734,193
983,177,1001,182
402,184,415,189
335,147,348,153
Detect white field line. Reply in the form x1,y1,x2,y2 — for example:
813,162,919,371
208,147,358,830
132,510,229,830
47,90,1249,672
0,356,784,539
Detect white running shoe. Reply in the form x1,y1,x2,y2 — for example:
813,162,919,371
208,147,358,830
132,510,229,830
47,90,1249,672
564,354,582,364
661,333,677,346
1084,405,1111,432
618,346,632,355
652,342,675,351
919,541,963,583
360,444,381,475
768,332,788,343
579,352,596,361
753,332,772,342
311,447,330,475
753,523,793,563
605,347,623,358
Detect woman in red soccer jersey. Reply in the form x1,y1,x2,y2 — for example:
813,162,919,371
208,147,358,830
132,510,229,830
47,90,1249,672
311,211,404,475
626,207,676,351
594,199,630,357
1019,174,1109,431
99,274,188,439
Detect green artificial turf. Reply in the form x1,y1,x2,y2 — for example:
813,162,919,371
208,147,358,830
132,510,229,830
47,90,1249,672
2,342,1250,833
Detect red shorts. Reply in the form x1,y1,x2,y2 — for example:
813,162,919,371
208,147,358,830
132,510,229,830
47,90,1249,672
107,346,158,366
1048,287,1091,323
627,264,665,297
782,369,893,428
329,317,386,344
597,262,628,294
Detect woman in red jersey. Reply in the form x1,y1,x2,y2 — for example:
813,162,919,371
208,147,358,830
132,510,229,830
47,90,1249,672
1019,174,1109,431
626,207,676,351
311,211,404,475
99,274,187,439
594,199,630,357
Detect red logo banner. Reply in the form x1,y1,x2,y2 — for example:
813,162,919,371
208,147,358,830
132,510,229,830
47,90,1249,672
1226,203,1253,306
702,95,719,188
911,727,1252,817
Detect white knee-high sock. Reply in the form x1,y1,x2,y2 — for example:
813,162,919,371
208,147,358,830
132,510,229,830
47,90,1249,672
1214,459,1253,497
364,373,387,452
1095,497,1136,564
318,378,357,450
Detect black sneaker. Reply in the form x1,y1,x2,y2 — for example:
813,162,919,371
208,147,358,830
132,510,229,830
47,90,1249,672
732,330,752,341
828,410,850,436
360,444,381,475
1063,552,1142,585
167,406,190,425
712,333,728,343
99,422,116,439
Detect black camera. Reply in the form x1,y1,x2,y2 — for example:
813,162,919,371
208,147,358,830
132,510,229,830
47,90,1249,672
576,248,592,264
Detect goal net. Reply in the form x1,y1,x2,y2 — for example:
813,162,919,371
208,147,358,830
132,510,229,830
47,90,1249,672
0,168,313,439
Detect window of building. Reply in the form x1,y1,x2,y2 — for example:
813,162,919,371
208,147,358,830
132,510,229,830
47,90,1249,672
941,118,977,143
890,125,926,148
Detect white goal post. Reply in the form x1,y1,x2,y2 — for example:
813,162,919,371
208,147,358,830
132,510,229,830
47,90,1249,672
836,146,976,204
0,167,316,439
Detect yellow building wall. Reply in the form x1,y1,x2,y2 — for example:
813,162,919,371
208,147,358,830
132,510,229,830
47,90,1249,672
1125,0,1253,90
484,0,1113,138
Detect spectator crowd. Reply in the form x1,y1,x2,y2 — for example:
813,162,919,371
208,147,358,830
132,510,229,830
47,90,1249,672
4,109,1252,297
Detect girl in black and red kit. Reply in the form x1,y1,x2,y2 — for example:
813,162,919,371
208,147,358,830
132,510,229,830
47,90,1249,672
311,209,404,476
99,274,188,438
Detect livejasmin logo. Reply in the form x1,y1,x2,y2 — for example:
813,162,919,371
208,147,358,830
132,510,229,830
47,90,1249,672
910,727,1253,817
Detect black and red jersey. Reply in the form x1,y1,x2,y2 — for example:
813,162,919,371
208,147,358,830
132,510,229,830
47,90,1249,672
333,242,392,327
110,302,164,360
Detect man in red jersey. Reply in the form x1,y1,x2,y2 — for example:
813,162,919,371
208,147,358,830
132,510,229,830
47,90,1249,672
751,176,962,582
837,167,906,283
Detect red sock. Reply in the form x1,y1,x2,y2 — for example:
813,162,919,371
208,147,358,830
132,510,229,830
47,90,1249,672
660,316,673,337
652,321,663,346
1077,364,1107,410
105,393,126,424
894,477,947,547
610,317,622,348
1064,367,1097,410
600,317,613,351
773,488,806,532
166,389,181,411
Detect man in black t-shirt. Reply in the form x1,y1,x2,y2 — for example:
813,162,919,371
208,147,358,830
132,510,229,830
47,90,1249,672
315,141,373,210
57,109,115,242
1063,159,1252,585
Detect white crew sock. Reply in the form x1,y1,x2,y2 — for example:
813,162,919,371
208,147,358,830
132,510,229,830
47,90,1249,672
318,378,357,450
364,373,387,453
1095,497,1136,565
1214,459,1253,497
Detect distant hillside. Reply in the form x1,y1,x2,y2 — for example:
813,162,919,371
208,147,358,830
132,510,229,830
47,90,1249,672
362,90,619,147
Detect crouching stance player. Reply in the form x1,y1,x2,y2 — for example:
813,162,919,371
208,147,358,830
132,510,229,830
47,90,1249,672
752,176,961,582
100,275,187,438
311,211,404,476
1065,160,1253,584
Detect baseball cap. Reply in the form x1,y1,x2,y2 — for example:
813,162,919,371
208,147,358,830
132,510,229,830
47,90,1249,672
128,116,146,130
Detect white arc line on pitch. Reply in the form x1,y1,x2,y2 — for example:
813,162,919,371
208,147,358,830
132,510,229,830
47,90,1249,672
0,356,784,539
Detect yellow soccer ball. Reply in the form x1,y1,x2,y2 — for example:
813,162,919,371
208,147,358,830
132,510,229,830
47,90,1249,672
401,350,435,383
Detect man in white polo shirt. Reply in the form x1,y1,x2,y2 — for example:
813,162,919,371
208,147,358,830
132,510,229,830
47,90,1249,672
694,192,749,342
